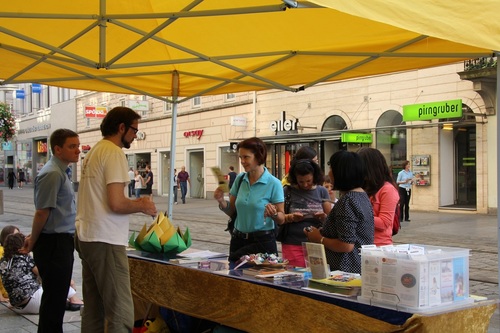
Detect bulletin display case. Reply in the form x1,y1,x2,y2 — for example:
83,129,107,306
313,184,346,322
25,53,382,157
411,155,430,186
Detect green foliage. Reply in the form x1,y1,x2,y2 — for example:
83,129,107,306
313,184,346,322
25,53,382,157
0,103,16,142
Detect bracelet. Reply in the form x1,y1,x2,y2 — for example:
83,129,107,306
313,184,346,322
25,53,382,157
320,237,324,245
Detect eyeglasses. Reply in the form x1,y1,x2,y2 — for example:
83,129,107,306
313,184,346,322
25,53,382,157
129,125,139,134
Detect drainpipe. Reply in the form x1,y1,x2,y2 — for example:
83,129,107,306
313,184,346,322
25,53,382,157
253,91,257,137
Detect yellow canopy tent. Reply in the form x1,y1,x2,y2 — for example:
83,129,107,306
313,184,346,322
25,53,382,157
0,1,498,237
0,0,497,101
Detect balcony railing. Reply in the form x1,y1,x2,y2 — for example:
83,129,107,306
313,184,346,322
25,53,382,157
464,56,497,71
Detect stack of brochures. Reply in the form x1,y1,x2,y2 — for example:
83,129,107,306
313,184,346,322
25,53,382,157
306,271,362,297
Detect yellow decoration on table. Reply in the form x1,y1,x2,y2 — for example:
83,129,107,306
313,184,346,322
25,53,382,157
129,212,191,253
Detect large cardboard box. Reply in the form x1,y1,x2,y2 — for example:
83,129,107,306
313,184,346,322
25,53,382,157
359,244,470,312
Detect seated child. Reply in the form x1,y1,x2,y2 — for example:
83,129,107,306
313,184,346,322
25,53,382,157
0,225,20,303
0,233,83,313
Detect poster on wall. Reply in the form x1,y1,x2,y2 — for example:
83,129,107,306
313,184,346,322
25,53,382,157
411,155,431,186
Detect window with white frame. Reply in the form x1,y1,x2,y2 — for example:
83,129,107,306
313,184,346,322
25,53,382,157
164,97,172,114
225,93,235,102
192,96,201,108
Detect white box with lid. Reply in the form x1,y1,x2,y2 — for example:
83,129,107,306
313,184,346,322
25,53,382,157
359,244,470,312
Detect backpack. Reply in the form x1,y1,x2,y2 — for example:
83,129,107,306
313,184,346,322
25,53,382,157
392,202,401,236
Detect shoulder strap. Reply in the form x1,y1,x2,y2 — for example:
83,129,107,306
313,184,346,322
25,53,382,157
283,185,292,213
234,173,245,195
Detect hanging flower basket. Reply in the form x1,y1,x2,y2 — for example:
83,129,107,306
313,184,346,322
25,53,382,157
0,103,16,143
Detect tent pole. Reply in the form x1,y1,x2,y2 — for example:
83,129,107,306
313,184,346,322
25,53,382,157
167,71,179,220
496,51,500,299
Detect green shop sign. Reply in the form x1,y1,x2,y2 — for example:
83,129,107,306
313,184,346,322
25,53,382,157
403,99,462,121
341,133,372,143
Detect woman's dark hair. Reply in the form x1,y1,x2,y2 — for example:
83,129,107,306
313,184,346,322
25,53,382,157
100,107,141,137
3,233,25,260
288,159,324,186
0,225,20,246
237,137,267,165
329,150,365,191
357,147,397,196
294,146,317,160
402,160,410,168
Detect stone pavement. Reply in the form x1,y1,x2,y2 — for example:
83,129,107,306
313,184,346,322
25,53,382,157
0,187,499,332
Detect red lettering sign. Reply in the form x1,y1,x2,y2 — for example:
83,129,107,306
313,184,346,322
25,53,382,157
85,106,108,118
183,129,204,140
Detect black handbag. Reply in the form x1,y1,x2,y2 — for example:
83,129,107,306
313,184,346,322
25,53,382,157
275,185,291,242
224,174,245,233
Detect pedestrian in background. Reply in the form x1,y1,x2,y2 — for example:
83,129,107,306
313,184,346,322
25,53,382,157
7,170,16,189
227,166,237,189
17,169,26,189
173,168,178,204
134,170,144,199
397,160,414,222
19,128,82,332
144,165,153,201
75,107,157,333
128,167,135,198
177,166,190,204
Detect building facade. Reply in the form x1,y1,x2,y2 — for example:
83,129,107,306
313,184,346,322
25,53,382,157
0,84,79,185
4,60,495,214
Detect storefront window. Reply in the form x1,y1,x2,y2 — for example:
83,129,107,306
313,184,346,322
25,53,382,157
375,110,405,180
18,141,34,183
219,146,239,177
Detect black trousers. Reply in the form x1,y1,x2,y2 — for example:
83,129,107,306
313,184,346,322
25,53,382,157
398,187,411,221
33,233,75,333
229,232,277,265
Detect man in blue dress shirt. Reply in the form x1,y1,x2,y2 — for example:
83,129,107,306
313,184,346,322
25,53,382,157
20,129,81,333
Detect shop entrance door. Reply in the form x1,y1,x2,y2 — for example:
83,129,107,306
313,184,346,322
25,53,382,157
188,150,204,198
160,151,171,196
455,125,477,208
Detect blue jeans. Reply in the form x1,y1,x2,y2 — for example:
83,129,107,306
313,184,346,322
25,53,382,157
135,188,141,198
180,181,187,203
128,180,135,197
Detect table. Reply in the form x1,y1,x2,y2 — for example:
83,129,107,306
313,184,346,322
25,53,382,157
128,252,496,333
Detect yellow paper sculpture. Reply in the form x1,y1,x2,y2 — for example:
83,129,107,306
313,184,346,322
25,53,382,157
129,212,191,253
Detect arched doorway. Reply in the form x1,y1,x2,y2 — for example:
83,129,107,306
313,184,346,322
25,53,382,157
375,110,406,180
320,115,348,171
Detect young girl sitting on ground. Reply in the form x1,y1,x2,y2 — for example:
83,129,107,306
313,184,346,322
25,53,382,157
0,233,83,313
0,225,20,303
